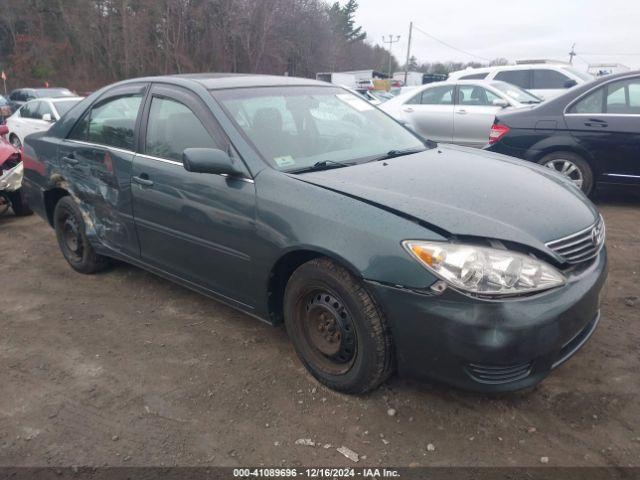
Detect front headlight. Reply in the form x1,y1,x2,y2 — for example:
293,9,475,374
403,241,566,297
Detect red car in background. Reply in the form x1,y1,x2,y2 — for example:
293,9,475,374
0,124,31,216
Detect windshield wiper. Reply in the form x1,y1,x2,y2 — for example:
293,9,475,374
368,147,426,163
288,160,355,174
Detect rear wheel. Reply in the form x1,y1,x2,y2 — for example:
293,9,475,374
283,258,394,394
539,151,593,195
53,196,109,274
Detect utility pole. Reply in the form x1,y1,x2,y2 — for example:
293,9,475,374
382,34,401,79
404,22,413,85
569,43,576,65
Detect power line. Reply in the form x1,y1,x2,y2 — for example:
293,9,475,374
412,25,491,62
580,52,640,56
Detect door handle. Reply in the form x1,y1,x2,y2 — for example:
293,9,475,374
403,107,414,113
62,155,78,166
133,175,154,187
456,109,467,115
584,121,608,128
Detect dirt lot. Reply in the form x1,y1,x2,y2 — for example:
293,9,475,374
0,190,639,468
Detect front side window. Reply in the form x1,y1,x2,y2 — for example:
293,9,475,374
494,70,531,89
69,94,142,150
20,102,39,119
215,86,426,172
457,86,500,106
35,101,54,120
145,97,219,162
532,69,571,89
53,99,82,118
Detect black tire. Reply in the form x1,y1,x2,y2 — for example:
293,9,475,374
283,258,394,394
538,151,594,196
7,188,33,216
53,196,109,274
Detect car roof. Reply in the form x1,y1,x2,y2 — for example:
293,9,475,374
115,73,328,90
450,64,574,77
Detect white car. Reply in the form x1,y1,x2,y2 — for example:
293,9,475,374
380,80,542,148
6,97,83,148
448,63,593,100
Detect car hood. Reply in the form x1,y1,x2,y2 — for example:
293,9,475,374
292,144,599,255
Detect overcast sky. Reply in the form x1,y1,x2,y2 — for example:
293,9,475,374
352,0,640,70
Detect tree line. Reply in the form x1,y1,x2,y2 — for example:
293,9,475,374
0,0,512,93
0,0,404,92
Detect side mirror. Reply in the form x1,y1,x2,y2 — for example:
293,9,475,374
42,113,53,122
564,79,578,88
0,125,8,136
492,98,510,108
182,148,243,176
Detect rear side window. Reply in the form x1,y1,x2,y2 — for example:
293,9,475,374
532,69,570,89
145,97,219,162
408,86,454,105
460,73,488,80
605,78,640,114
69,94,143,150
494,70,531,89
569,88,604,114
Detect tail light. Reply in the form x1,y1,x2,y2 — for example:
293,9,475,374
489,123,510,145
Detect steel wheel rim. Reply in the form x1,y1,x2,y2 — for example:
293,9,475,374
297,289,357,375
544,158,583,189
61,213,83,260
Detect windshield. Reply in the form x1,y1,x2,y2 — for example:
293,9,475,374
561,67,594,82
54,99,82,117
214,86,426,172
491,81,542,104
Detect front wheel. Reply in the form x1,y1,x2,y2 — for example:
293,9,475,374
539,151,593,196
283,258,394,394
53,196,110,274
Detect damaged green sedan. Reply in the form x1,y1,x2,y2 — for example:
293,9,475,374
22,74,607,393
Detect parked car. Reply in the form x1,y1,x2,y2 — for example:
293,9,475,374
0,95,13,124
449,63,593,100
486,71,640,196
380,80,542,147
6,96,84,148
6,87,75,113
0,124,31,216
23,74,607,394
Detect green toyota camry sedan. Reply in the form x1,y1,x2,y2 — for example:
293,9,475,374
21,74,607,393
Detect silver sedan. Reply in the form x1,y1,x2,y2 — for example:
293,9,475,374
380,80,542,148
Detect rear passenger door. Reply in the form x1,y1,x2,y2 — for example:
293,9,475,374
400,85,454,142
564,77,640,184
59,83,147,257
131,84,257,307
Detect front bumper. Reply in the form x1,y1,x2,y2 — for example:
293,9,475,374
368,248,608,392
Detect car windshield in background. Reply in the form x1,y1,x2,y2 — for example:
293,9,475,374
491,81,542,104
54,99,82,117
35,88,74,98
562,67,594,82
214,86,427,172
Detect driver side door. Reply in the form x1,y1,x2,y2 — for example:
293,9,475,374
131,84,258,307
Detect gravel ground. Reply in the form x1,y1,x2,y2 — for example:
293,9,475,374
0,190,638,467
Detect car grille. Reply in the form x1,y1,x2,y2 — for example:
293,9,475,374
545,216,605,264
465,361,532,384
